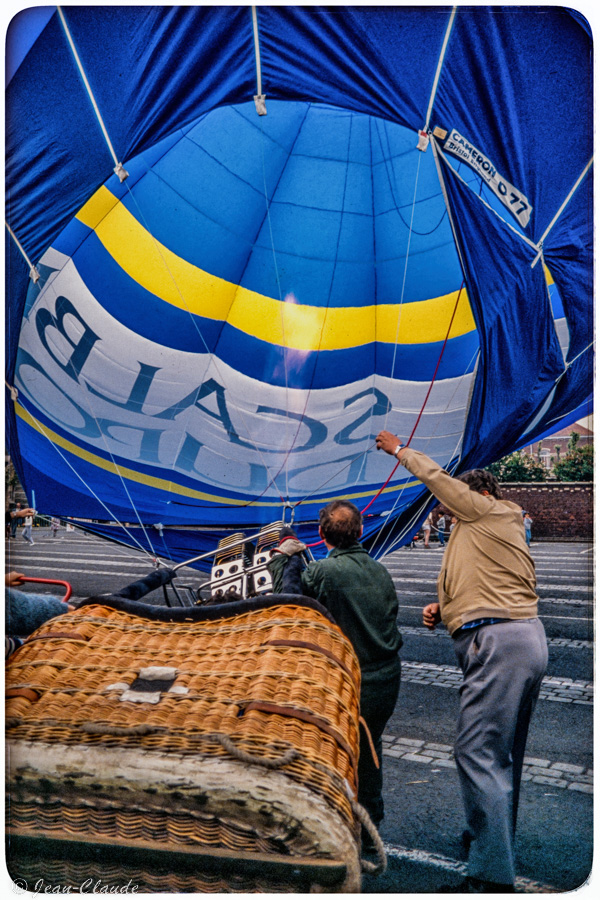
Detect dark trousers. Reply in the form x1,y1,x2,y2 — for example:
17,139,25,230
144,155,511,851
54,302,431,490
273,553,401,826
359,657,401,825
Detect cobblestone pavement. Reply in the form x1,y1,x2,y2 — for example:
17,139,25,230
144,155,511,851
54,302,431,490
400,624,592,648
382,734,593,794
399,658,593,704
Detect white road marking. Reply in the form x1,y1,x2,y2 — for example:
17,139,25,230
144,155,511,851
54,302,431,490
380,842,555,892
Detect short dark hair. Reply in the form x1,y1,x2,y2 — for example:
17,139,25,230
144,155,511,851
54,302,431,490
457,469,502,499
319,500,362,548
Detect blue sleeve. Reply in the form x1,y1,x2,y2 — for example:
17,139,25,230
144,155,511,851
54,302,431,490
5,587,67,636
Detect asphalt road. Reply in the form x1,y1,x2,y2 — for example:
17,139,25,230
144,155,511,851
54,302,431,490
5,528,594,893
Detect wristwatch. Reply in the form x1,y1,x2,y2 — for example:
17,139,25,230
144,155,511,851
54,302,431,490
394,444,403,457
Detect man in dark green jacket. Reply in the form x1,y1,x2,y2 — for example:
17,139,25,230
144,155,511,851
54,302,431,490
268,500,402,835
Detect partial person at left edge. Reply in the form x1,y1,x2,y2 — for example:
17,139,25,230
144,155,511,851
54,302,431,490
7,502,34,539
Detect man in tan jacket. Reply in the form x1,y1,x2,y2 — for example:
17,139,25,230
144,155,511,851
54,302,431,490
376,431,548,894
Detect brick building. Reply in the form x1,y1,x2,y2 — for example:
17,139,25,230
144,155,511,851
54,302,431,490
521,421,593,471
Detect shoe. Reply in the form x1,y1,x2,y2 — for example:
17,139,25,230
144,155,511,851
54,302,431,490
439,877,514,893
460,829,473,860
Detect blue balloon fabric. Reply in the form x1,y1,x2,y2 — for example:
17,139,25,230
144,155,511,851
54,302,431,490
5,6,593,564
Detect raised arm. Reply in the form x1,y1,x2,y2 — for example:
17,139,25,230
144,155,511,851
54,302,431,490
375,431,492,522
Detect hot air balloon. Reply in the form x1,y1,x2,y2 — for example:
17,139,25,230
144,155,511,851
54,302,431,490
5,5,593,568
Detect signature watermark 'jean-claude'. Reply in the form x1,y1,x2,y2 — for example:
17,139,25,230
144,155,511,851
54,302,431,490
12,877,139,895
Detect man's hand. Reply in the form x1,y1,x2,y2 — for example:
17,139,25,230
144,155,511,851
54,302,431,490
276,538,307,557
423,602,442,630
376,431,405,458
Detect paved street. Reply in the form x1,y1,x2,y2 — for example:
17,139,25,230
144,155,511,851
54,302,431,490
5,528,594,892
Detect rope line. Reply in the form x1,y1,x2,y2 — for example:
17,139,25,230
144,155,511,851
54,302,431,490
8,400,155,559
25,272,159,556
352,798,387,875
251,6,263,97
57,6,127,180
5,223,42,283
114,160,289,508
376,120,447,238
258,112,292,502
424,7,457,132
370,340,479,557
251,5,266,114
388,145,423,400
361,279,466,518
532,156,593,266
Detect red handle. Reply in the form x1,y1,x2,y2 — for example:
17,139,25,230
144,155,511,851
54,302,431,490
18,577,72,603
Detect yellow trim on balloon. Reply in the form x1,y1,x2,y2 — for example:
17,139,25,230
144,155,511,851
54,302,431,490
77,186,477,349
15,404,250,507
15,402,422,507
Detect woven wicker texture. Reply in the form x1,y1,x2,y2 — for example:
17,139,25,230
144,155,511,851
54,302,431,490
7,598,363,889
10,854,304,893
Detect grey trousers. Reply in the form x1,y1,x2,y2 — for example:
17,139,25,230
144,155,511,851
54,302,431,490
452,618,548,886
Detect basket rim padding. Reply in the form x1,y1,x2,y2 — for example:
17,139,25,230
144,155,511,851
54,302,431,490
75,591,338,625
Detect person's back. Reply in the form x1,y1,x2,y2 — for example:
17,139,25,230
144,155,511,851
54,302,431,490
301,543,401,670
433,485,537,634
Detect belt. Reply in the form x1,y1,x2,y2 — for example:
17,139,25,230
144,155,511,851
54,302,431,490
452,617,510,638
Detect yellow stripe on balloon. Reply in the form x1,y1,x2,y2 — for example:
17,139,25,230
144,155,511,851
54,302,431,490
77,186,476,349
15,402,422,506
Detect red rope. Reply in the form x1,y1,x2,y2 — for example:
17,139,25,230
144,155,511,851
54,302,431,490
303,280,467,546
360,280,466,516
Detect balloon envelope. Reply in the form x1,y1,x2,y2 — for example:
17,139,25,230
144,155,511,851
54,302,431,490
5,6,592,561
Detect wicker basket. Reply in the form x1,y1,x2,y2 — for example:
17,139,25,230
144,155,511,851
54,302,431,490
6,593,374,892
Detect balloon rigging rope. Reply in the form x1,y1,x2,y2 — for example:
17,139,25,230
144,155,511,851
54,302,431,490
373,402,473,558
5,229,160,557
300,281,469,549
371,339,479,558
295,340,477,533
118,171,288,507
375,119,447,237
257,112,292,502
343,117,446,492
338,119,423,493
57,6,123,177
294,137,468,539
360,154,482,549
4,223,42,284
385,130,423,419
254,105,356,514
12,406,155,559
362,280,466,514
225,103,319,509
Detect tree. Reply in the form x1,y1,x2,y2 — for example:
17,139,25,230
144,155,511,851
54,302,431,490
487,450,547,482
553,433,593,481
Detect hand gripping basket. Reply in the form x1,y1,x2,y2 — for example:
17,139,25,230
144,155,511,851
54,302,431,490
6,593,384,892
